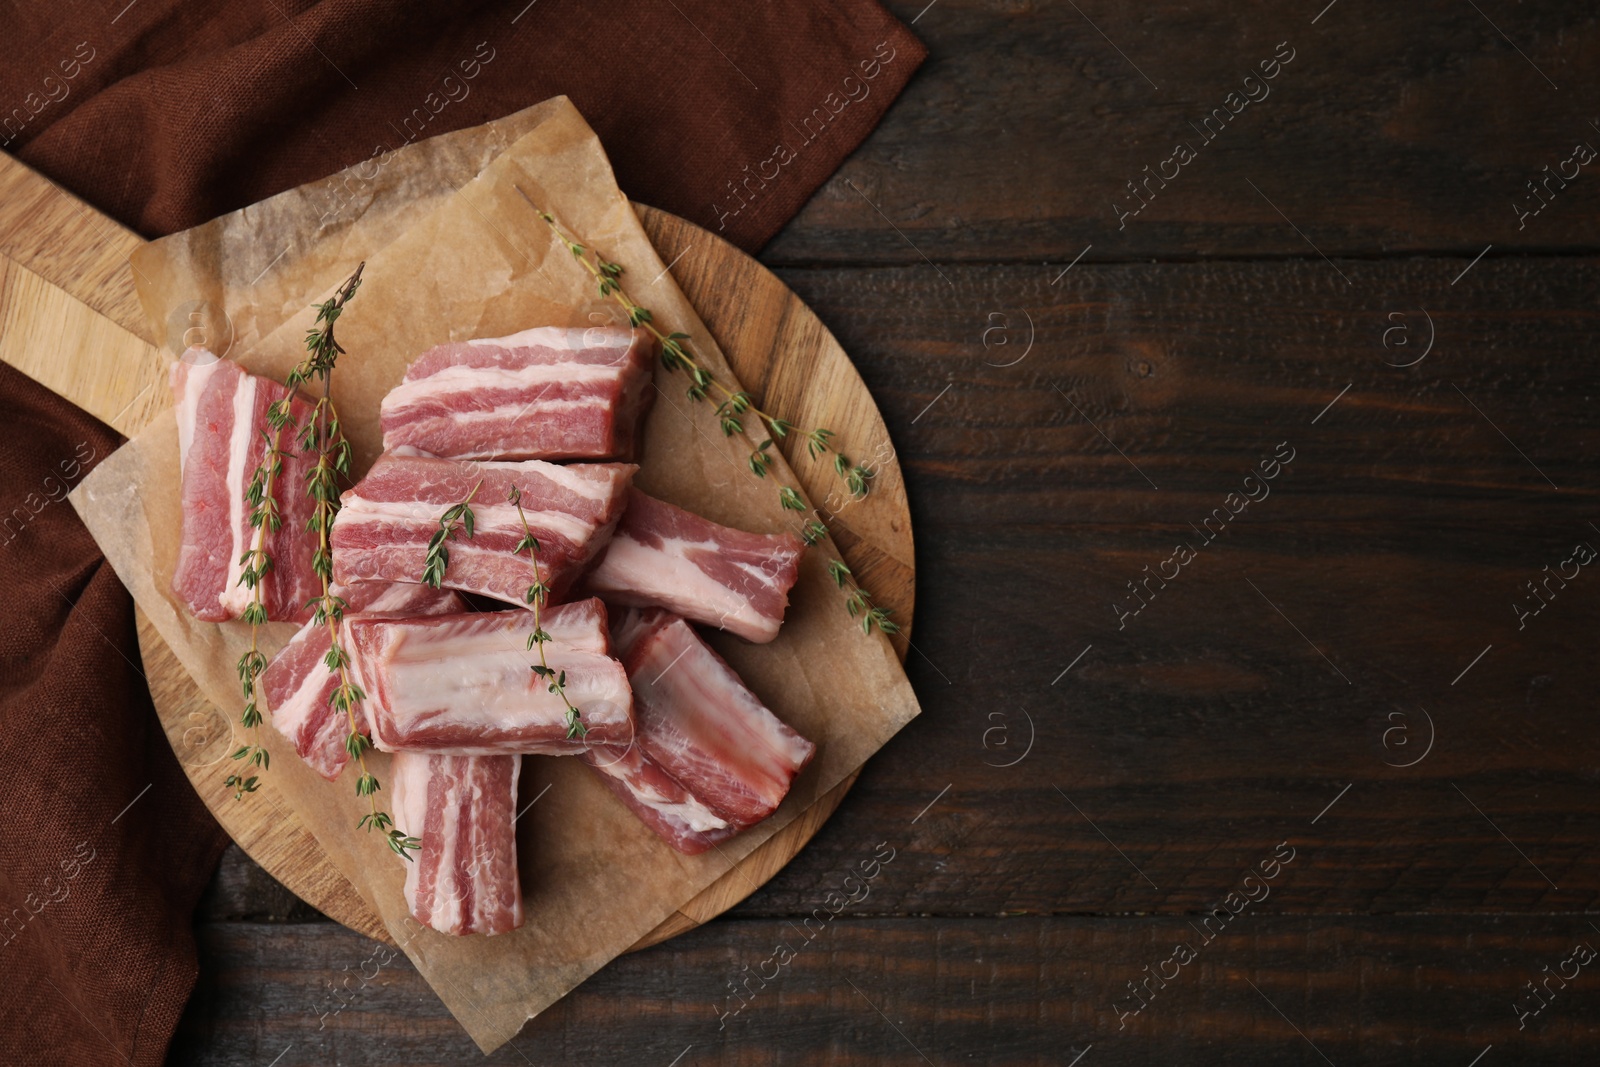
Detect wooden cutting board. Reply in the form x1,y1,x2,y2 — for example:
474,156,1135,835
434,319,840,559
0,153,914,947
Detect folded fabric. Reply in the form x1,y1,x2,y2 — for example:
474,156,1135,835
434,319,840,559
2,0,926,253
0,363,231,1067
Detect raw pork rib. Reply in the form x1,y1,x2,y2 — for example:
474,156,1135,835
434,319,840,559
391,751,523,936
330,449,635,605
260,582,463,779
584,608,815,854
380,326,655,461
170,349,320,622
348,598,633,755
583,489,804,643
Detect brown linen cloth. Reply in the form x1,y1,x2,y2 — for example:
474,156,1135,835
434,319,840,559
0,363,230,1067
3,0,925,253
0,1,923,1062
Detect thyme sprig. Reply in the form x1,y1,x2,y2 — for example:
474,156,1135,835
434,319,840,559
227,419,286,799
229,355,302,799
515,194,903,641
293,263,418,860
509,487,586,740
827,559,900,636
515,188,873,499
225,263,417,856
422,480,482,588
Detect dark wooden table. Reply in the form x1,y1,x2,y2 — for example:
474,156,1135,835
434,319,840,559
169,2,1600,1063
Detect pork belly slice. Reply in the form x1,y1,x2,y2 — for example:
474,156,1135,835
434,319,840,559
347,598,633,755
380,326,655,462
260,582,464,780
170,349,320,622
582,489,804,644
583,608,816,855
330,449,635,606
391,751,523,936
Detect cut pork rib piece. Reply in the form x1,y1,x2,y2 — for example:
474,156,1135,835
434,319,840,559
584,608,816,855
380,326,655,462
170,349,320,622
347,598,633,755
391,751,524,936
582,488,804,643
330,449,635,606
260,582,464,779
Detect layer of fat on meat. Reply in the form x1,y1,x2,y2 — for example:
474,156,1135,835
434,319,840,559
335,496,599,550
464,325,633,356
590,532,770,636
172,348,224,471
586,755,731,833
216,370,260,618
383,360,622,411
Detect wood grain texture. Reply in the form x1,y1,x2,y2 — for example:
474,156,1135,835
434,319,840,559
0,156,150,332
765,1,1600,265
0,151,914,949
729,256,1600,918
168,916,1600,1065
0,257,163,431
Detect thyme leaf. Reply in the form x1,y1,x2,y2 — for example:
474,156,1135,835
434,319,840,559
508,485,587,740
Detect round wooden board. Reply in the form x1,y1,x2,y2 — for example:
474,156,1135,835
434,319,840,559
139,204,916,949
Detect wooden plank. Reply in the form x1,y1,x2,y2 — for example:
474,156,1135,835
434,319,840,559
169,916,1600,1064
196,846,328,924
0,157,148,336
0,257,166,435
766,0,1600,264
717,256,1600,917
771,256,1600,514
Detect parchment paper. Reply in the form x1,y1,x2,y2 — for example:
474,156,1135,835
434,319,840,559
129,97,574,363
71,98,920,1052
